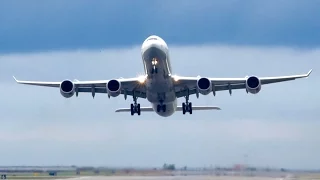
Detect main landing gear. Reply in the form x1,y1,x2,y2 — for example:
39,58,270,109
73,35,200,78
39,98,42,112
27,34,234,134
130,96,141,116
182,94,192,115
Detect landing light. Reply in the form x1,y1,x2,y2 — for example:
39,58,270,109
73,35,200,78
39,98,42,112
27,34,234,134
171,75,179,82
152,58,158,65
138,75,146,84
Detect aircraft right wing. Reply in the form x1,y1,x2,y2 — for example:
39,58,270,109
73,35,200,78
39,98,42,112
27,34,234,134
173,69,313,98
13,76,147,99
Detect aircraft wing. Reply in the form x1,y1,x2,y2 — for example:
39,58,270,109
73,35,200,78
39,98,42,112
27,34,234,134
115,106,221,112
12,76,147,98
173,69,312,98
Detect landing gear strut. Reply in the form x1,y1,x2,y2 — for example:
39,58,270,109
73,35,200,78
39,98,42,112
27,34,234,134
182,94,192,115
151,66,158,74
130,96,141,116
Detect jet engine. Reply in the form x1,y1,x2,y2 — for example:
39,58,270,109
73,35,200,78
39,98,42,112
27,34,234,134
60,80,75,98
245,76,261,94
107,79,121,97
197,77,212,95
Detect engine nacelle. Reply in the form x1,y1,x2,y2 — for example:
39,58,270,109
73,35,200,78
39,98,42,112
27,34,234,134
60,80,75,98
107,79,121,97
197,77,212,95
246,76,261,94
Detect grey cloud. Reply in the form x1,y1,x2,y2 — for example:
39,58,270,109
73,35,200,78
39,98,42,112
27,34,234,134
1,0,320,53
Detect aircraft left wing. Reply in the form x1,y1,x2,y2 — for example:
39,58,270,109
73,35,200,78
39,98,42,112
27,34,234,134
173,69,312,98
13,76,147,99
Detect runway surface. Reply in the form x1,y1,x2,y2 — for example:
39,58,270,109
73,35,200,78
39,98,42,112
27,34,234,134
53,176,284,180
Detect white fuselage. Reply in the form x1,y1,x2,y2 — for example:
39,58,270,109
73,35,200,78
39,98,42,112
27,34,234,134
141,35,177,117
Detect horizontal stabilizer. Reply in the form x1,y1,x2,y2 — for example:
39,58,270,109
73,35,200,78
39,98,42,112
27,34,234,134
115,107,154,112
177,106,221,111
115,106,221,112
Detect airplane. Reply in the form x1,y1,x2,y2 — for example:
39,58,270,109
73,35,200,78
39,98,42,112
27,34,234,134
13,35,312,117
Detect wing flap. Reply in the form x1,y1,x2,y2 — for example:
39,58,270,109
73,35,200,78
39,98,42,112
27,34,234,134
78,88,146,98
176,84,245,98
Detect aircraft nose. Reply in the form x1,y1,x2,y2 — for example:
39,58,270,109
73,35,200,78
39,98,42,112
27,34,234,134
142,40,162,51
149,42,161,49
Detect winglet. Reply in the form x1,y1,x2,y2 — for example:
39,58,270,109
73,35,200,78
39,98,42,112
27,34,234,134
13,76,18,82
307,69,313,77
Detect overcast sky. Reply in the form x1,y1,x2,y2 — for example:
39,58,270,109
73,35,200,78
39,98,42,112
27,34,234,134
0,0,319,169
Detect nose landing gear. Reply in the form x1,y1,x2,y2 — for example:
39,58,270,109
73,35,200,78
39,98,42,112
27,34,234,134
157,104,166,112
151,66,158,74
156,99,167,113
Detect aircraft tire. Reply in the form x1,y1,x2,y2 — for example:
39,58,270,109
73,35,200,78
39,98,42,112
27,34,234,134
130,104,134,115
137,104,141,115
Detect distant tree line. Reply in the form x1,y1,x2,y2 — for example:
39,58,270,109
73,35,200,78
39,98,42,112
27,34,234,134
162,163,175,170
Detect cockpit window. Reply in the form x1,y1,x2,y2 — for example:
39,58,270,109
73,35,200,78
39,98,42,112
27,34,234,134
147,37,157,41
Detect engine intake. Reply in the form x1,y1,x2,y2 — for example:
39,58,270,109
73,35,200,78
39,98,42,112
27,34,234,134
246,76,261,94
107,79,121,97
60,80,75,98
197,77,212,95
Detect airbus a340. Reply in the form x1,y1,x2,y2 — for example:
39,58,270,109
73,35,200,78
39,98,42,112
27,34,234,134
13,35,312,117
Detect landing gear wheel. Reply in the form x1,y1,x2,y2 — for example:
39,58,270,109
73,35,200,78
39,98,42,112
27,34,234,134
188,102,192,114
130,103,141,115
163,104,166,112
130,96,141,116
130,104,134,116
157,104,166,112
182,101,192,114
137,104,141,115
182,103,186,114
157,105,160,112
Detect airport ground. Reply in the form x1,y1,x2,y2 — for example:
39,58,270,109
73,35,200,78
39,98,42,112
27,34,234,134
2,175,320,180
1,170,320,180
